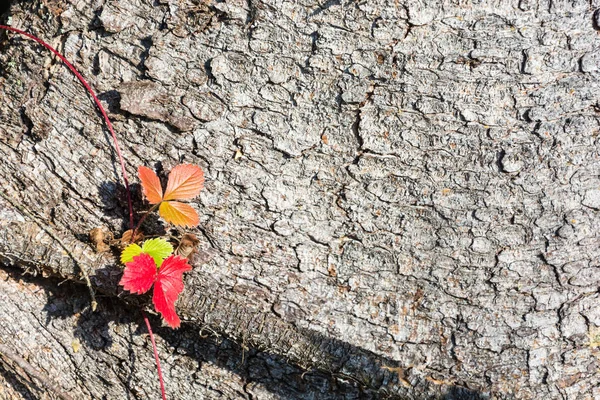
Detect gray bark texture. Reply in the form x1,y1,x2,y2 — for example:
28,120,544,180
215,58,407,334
1,0,600,399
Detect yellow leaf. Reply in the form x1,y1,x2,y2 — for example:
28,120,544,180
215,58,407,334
159,201,199,227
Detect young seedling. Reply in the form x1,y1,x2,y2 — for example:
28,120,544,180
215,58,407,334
119,164,205,328
120,243,192,328
0,25,205,400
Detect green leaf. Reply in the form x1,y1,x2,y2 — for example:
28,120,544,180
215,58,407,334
121,243,143,265
142,238,174,267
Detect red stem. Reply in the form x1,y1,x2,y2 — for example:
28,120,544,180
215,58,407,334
0,25,166,400
131,203,160,243
0,24,134,229
143,311,167,400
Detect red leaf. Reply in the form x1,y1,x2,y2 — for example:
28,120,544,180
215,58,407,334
119,253,158,294
163,164,204,201
152,255,192,328
138,166,164,204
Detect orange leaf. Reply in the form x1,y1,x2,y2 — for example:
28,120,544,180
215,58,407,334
159,201,199,227
163,164,204,201
138,166,163,204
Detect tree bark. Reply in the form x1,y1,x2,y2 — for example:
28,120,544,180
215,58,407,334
1,0,600,399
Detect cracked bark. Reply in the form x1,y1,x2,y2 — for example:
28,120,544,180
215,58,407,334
1,0,600,399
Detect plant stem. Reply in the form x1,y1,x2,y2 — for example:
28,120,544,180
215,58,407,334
142,311,167,400
131,203,160,243
0,25,166,400
0,25,135,230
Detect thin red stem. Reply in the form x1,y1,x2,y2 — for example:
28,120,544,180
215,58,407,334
143,311,167,400
1,25,166,400
131,203,161,243
0,24,134,229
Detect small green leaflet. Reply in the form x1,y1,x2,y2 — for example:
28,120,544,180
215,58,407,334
121,243,143,265
120,238,174,267
142,238,174,266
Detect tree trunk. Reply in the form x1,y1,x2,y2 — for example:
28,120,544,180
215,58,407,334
1,0,600,398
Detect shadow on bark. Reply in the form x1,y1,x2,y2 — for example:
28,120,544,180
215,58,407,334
0,2,12,18
98,180,164,234
1,265,487,400
0,362,40,400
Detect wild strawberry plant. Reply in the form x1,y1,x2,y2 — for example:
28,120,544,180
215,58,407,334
120,249,192,328
0,24,204,399
118,164,204,328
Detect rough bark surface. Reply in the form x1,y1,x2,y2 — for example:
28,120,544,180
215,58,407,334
1,0,600,399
